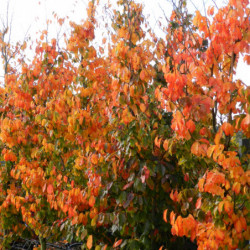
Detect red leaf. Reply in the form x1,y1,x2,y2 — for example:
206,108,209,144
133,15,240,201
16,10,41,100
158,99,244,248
184,173,189,182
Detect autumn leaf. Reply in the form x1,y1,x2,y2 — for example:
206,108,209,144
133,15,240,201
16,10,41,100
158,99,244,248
140,103,146,112
91,154,98,165
214,128,223,145
232,182,241,194
241,114,250,132
122,181,134,190
89,196,95,207
87,235,93,249
207,6,214,16
154,136,161,148
170,190,178,202
113,239,122,248
184,173,189,182
222,122,234,136
163,209,168,223
195,197,202,209
207,145,215,158
234,219,242,233
186,120,196,133
47,184,54,195
0,0,249,249
191,141,199,155
163,139,169,151
140,69,146,81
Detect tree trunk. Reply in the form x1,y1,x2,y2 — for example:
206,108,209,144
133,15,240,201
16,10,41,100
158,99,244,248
39,236,46,250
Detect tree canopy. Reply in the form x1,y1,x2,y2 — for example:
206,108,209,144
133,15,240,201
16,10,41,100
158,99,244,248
0,0,249,249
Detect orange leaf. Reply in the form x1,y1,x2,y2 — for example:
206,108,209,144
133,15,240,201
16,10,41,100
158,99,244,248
89,196,95,207
140,70,146,81
140,103,146,113
198,178,205,192
113,239,122,248
122,181,134,190
163,209,168,223
215,229,225,241
222,122,234,136
47,184,54,194
170,211,176,225
207,6,214,16
163,139,169,151
207,145,215,158
195,197,202,209
214,128,222,145
234,219,242,233
218,201,224,214
224,201,233,215
240,216,247,230
191,141,199,155
170,190,178,202
213,145,224,161
87,235,93,249
241,114,250,131
186,120,196,133
232,182,241,194
91,154,98,165
154,136,161,148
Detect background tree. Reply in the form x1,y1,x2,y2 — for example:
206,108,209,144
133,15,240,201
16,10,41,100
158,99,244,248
0,0,249,249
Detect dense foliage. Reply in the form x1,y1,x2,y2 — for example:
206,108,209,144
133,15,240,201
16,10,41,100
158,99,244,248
0,0,249,249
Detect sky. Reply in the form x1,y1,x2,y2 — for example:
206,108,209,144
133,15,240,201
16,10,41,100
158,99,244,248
0,0,249,84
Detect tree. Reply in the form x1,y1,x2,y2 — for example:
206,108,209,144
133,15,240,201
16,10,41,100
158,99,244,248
0,0,249,249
